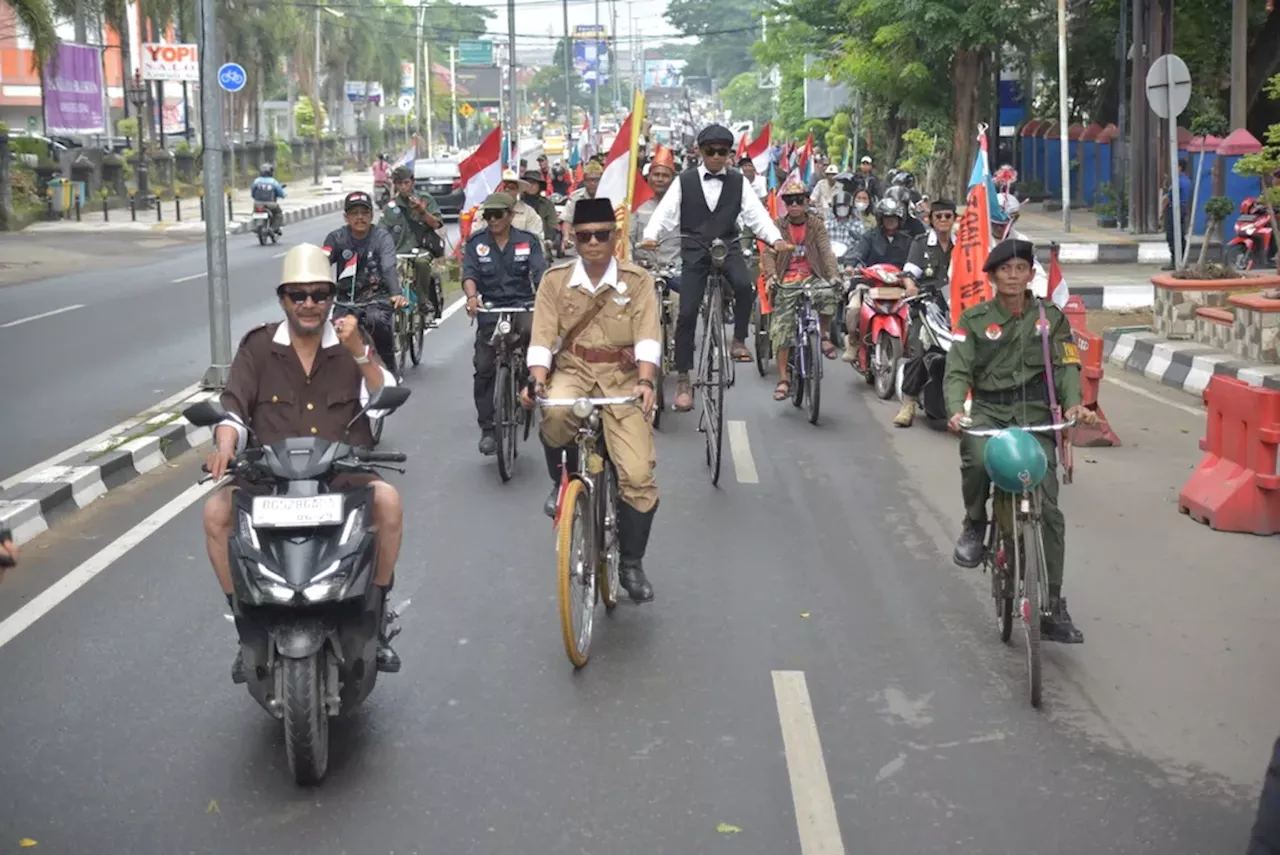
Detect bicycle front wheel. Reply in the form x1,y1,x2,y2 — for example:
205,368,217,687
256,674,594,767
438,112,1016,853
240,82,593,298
598,462,621,611
409,304,424,366
495,364,516,483
989,494,1014,645
1019,514,1045,708
393,310,410,376
557,479,596,668
805,324,822,425
699,295,726,485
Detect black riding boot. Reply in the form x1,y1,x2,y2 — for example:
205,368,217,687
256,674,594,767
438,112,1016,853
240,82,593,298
376,580,402,673
617,500,657,602
542,443,579,518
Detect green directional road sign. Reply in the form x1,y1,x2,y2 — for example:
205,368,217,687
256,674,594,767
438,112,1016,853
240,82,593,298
458,39,493,66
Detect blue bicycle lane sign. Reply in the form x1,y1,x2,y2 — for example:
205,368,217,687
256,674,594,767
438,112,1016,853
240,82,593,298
218,62,247,93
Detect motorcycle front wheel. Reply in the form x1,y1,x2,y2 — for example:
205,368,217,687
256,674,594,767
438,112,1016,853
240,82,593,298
282,653,330,785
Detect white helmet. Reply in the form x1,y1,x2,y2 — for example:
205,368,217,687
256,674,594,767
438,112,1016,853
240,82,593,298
996,192,1022,215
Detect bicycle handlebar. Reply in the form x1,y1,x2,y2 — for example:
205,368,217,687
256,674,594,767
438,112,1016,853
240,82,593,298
475,304,535,313
537,396,639,408
959,419,1078,436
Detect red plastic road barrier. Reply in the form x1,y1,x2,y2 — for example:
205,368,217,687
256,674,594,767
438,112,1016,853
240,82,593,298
1063,294,1088,333
1179,375,1280,535
1070,328,1121,447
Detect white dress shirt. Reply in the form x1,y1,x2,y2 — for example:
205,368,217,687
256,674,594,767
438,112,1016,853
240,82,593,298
219,320,398,453
642,165,783,246
525,258,661,370
749,173,768,200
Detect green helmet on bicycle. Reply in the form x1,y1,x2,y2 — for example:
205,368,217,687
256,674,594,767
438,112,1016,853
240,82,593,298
983,429,1048,494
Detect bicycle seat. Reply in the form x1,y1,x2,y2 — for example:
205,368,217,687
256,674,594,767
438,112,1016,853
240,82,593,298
983,429,1048,493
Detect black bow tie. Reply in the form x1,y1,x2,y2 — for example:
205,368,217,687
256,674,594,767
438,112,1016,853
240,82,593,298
703,172,725,182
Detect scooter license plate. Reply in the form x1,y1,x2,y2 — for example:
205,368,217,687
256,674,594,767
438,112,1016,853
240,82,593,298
252,212,268,220
869,286,905,300
251,495,343,528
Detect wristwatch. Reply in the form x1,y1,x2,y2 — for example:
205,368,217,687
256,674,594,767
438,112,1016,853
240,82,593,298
353,345,372,365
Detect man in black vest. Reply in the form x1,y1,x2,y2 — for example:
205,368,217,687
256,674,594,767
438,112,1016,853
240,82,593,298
641,124,788,411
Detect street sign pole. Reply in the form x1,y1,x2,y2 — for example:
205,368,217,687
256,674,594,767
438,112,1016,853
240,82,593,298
199,0,231,389
1145,54,1192,269
1057,0,1071,232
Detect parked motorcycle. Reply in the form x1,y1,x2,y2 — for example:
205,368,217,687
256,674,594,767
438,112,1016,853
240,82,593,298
899,289,954,422
183,385,411,786
1225,197,1276,272
850,263,910,399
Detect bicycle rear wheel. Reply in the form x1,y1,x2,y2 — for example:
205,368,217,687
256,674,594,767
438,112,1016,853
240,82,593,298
557,479,596,668
409,302,424,366
699,296,726,485
1019,513,1044,708
653,321,666,430
988,498,1014,644
495,364,516,483
598,462,621,611
805,321,822,425
753,306,771,377
393,309,410,376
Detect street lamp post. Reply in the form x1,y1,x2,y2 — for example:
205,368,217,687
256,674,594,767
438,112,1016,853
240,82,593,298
126,71,151,203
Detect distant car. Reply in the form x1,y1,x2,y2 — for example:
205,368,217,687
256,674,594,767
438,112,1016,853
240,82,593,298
414,158,464,219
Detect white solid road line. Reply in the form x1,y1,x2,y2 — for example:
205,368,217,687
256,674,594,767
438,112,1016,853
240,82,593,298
0,479,217,651
728,420,759,484
171,272,207,283
1104,375,1203,418
771,670,848,855
0,303,86,329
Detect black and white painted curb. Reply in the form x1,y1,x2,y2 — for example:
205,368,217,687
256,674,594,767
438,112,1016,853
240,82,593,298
0,389,219,545
1103,329,1280,398
1029,242,1172,266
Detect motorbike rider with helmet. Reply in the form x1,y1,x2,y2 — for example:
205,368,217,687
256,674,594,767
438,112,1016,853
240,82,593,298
894,198,958,426
550,163,571,196
322,191,407,376
824,189,863,268
841,197,916,362
250,163,286,234
884,182,927,238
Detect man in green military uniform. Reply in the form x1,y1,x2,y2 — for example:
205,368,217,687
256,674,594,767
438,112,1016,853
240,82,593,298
943,238,1097,644
520,169,560,252
378,165,445,322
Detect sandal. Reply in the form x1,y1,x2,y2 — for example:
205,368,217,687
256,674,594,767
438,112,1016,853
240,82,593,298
773,380,791,401
821,338,838,360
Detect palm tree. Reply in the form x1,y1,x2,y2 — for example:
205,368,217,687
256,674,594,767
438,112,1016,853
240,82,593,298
6,0,57,72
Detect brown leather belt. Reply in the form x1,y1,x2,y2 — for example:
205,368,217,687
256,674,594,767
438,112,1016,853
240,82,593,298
568,343,635,366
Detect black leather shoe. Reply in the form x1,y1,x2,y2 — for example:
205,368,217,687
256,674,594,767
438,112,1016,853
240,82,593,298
619,561,654,602
543,485,560,518
376,642,402,673
953,519,986,568
231,650,247,684
478,432,497,456
1042,596,1085,644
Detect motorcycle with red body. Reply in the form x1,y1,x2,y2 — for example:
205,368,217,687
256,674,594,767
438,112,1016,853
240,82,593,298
849,263,911,399
1225,197,1277,272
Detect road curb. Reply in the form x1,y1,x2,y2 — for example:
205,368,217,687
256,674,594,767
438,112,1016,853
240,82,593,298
0,389,218,545
229,197,346,235
20,196,348,236
1102,329,1280,399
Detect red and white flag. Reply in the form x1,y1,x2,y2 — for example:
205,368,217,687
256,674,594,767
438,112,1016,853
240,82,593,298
1046,244,1069,309
458,125,503,213
746,122,772,177
598,112,653,213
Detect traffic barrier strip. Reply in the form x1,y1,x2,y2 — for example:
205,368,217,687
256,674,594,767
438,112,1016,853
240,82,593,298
1178,375,1280,535
1061,297,1120,447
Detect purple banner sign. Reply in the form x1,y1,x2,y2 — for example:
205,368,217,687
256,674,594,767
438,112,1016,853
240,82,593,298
44,43,105,134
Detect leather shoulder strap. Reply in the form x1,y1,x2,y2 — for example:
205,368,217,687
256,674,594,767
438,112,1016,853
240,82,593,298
557,291,613,355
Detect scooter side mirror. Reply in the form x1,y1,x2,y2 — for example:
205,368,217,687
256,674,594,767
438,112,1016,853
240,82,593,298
344,385,412,432
183,400,229,427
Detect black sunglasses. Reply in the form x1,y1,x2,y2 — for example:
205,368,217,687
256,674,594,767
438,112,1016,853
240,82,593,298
702,147,730,157
280,288,335,305
932,212,956,220
574,228,615,244
783,195,807,206
482,209,508,221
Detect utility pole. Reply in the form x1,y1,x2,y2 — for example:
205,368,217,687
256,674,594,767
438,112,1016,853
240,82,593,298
610,0,620,110
562,0,573,126
74,0,87,42
1229,0,1247,129
507,0,517,159
313,5,322,185
449,46,459,149
1056,0,1071,232
424,38,434,157
197,0,230,389
415,4,424,150
1117,0,1129,228
592,0,601,144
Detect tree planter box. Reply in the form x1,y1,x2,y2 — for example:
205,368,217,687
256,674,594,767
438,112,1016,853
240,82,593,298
1151,272,1280,345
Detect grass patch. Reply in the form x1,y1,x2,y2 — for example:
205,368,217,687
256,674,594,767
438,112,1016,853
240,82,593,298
88,412,183,460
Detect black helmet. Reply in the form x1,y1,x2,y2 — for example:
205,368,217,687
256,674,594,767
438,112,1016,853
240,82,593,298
259,163,274,177
892,170,916,189
831,190,854,215
874,197,903,219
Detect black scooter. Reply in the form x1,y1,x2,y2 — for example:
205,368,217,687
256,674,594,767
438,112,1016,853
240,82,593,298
184,385,410,785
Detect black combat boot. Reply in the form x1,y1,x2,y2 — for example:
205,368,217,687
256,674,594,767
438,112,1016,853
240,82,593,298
953,518,987,568
1042,586,1084,644
376,581,402,673
542,443,579,518
616,500,657,603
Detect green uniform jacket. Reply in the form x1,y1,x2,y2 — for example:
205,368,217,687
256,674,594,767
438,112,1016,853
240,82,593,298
524,193,559,240
379,192,443,254
943,292,1083,422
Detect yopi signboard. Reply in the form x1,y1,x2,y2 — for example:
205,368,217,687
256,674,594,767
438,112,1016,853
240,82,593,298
141,43,200,82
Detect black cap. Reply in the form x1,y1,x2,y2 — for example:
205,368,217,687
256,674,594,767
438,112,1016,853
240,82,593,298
572,197,615,226
737,155,753,167
696,124,734,147
344,190,373,211
983,238,1036,273
521,169,546,186
931,198,957,213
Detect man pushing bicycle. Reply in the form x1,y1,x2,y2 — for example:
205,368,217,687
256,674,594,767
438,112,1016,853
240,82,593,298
943,237,1097,644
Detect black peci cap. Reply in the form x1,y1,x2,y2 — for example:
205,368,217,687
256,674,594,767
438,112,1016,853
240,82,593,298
696,124,734,148
572,197,615,225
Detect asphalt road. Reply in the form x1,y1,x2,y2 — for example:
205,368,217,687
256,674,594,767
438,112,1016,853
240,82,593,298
0,217,462,482
0,303,1267,852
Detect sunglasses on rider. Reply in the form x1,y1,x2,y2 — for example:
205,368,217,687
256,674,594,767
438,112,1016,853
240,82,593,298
702,147,731,158
481,209,508,221
783,195,807,206
574,228,615,244
932,212,956,220
279,287,335,305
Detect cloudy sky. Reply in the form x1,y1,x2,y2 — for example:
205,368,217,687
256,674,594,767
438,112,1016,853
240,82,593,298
454,0,689,56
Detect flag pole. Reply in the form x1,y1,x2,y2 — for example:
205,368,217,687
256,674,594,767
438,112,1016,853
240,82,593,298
618,89,645,262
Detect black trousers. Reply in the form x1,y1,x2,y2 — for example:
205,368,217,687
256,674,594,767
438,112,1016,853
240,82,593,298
1165,206,1188,264
901,352,929,398
674,253,755,373
473,315,533,431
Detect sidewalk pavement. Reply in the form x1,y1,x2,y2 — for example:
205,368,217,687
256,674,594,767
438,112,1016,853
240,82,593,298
22,169,374,236
1103,328,1280,398
1063,262,1164,309
1016,202,1217,266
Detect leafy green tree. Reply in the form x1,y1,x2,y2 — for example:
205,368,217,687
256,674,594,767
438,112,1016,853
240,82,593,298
665,0,767,88
720,71,775,128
